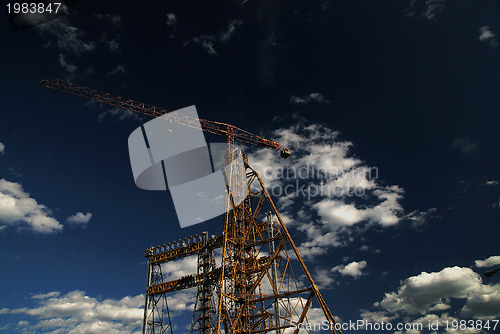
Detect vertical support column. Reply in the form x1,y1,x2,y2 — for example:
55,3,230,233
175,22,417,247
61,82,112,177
142,249,173,334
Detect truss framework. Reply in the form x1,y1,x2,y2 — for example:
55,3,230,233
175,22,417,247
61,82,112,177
142,153,342,334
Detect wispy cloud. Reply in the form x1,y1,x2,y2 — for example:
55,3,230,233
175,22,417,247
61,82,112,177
479,25,498,48
166,13,177,27
37,16,96,55
37,14,124,76
94,14,123,27
421,0,445,20
475,255,500,268
290,92,330,105
404,0,445,21
0,179,63,234
97,107,143,122
0,142,4,155
482,180,499,187
58,53,77,74
106,64,126,76
404,207,438,228
450,137,478,156
190,19,243,55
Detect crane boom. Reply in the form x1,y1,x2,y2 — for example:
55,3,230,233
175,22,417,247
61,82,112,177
40,79,291,158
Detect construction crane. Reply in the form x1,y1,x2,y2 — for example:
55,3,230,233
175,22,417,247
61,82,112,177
41,79,341,334
40,79,291,158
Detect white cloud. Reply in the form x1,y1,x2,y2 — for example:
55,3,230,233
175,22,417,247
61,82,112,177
0,142,4,154
378,267,481,315
290,93,330,105
475,255,500,268
332,260,367,278
479,25,498,48
66,212,92,226
248,122,430,258
0,179,63,234
190,19,243,55
367,264,500,322
8,290,144,334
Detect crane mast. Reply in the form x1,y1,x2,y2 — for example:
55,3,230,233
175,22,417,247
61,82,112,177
40,79,291,158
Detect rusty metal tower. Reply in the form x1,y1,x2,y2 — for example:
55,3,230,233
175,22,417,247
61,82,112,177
41,79,342,334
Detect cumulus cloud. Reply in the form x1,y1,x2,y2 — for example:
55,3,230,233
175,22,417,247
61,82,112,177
190,19,243,55
7,290,144,334
0,142,4,154
0,179,63,234
364,263,500,327
66,212,92,226
332,261,367,278
161,256,198,282
475,255,500,268
378,267,481,315
249,122,431,258
479,25,498,48
290,93,330,105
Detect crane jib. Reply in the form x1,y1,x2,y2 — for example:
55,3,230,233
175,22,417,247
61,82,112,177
40,78,291,158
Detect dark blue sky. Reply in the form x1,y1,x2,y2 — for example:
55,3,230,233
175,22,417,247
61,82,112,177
1,1,499,333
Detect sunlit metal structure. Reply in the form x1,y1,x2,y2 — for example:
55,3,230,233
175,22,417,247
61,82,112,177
41,79,342,334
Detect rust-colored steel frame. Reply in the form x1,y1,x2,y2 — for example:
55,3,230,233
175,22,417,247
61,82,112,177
141,155,342,334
